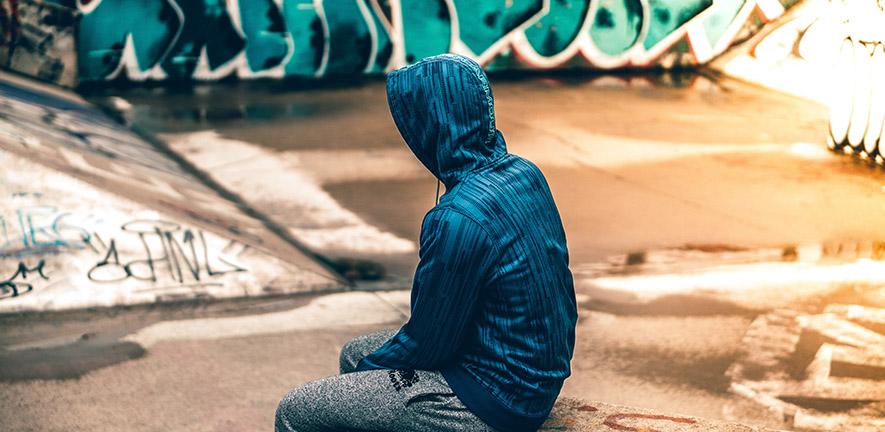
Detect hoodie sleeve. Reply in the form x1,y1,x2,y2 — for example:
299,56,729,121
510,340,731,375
355,207,496,372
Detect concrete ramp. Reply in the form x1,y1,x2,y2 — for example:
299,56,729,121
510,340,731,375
0,73,345,312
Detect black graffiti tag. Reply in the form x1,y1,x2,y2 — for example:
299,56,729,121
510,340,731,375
87,220,246,285
0,260,48,299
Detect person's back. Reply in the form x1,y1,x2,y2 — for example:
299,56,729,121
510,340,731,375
439,153,577,429
276,54,576,432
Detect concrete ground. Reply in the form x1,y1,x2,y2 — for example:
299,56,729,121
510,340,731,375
2,72,884,431
105,72,885,270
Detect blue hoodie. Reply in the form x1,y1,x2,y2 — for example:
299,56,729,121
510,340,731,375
355,54,577,432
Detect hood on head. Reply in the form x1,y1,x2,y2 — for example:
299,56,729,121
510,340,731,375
386,54,507,187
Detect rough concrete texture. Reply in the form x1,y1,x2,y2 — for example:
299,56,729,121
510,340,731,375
164,131,417,257
0,290,782,432
0,0,79,87
727,303,885,431
541,398,779,431
0,72,344,311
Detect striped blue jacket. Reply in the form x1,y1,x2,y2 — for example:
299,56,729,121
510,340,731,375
356,54,577,432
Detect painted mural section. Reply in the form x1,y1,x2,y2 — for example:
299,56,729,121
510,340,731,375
66,0,799,82
712,0,885,166
825,1,885,163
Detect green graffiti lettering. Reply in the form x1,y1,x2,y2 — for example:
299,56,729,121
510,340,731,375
77,0,182,80
524,0,592,57
238,0,290,72
323,0,373,74
700,0,747,48
161,0,244,78
71,0,793,81
365,0,393,73
283,0,326,76
588,0,644,56
401,0,452,64
644,0,712,49
451,0,545,57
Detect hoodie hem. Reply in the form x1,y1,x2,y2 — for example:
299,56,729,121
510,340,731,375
441,365,549,432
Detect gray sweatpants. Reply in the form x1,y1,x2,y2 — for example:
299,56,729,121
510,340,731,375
274,330,496,432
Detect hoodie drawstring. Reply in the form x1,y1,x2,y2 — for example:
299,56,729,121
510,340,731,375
435,179,441,205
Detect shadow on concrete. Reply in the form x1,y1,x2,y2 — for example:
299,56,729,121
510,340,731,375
0,336,145,381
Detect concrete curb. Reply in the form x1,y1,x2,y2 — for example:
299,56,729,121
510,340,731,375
543,398,780,431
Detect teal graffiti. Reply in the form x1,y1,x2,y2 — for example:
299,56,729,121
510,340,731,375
283,0,391,76
644,0,712,49
588,0,644,56
324,1,372,74
524,0,592,57
451,0,545,57
700,0,747,48
364,1,393,73
75,0,792,81
239,0,290,72
400,0,452,63
322,1,376,74
161,0,244,78
77,0,182,80
1,206,91,257
283,0,326,76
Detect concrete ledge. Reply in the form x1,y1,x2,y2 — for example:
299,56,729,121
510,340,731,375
542,398,778,431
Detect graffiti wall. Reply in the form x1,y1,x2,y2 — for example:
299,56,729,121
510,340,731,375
711,0,885,165
4,0,800,84
826,0,885,163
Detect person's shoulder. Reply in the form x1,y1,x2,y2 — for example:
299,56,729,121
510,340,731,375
423,203,480,226
508,154,545,176
421,204,495,243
